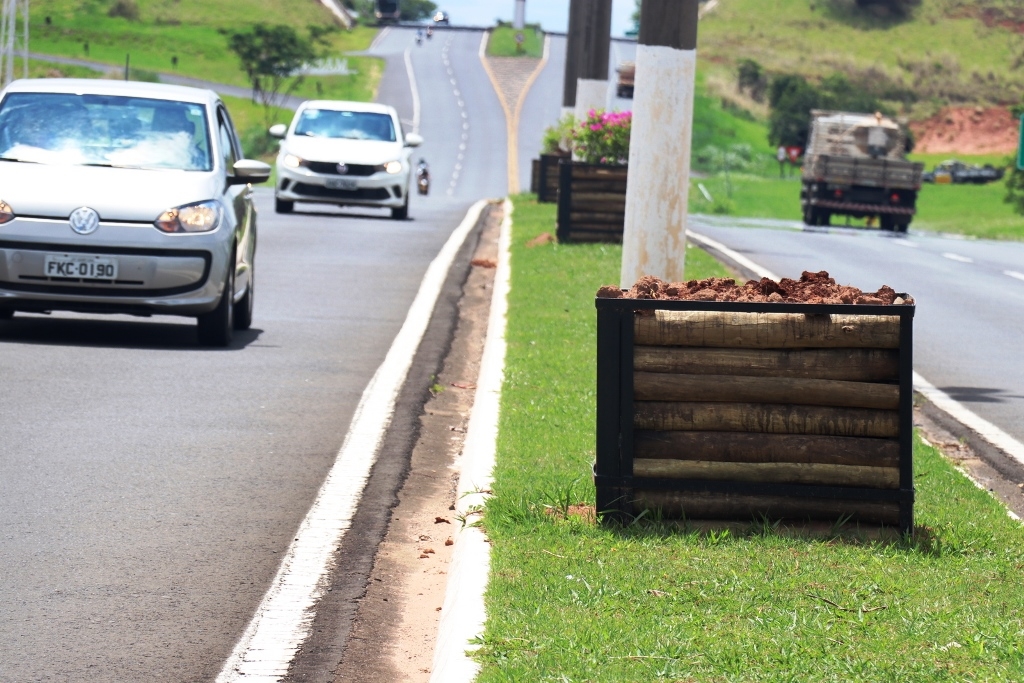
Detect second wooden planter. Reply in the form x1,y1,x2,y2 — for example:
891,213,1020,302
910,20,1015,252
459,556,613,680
595,297,916,533
556,161,628,243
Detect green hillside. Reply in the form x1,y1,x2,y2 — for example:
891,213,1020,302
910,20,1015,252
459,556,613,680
28,0,381,103
698,0,1024,118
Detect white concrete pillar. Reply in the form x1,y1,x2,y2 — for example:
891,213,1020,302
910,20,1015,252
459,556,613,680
620,0,700,287
574,78,609,122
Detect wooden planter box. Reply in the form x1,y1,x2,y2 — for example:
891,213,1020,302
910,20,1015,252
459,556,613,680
557,161,628,243
530,158,540,194
536,153,567,203
595,298,916,533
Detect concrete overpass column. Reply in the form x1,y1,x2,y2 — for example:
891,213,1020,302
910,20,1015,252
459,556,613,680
573,0,612,122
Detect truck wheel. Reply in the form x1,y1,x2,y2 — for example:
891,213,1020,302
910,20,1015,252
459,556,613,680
896,221,910,234
880,216,894,232
817,212,831,227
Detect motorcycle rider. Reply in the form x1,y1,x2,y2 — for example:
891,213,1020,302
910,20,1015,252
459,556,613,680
416,158,430,195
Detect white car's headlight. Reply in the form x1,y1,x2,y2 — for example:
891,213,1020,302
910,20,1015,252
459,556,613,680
283,154,303,169
154,200,222,234
0,200,14,224
384,161,403,174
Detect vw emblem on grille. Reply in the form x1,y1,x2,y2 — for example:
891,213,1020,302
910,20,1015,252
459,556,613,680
336,163,349,175
69,207,100,235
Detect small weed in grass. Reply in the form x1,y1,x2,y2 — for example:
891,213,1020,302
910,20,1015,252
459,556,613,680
479,195,1024,681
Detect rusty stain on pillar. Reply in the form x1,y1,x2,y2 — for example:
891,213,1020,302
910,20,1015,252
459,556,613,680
620,0,700,287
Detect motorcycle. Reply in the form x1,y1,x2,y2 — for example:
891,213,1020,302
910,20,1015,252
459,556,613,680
426,26,433,39
416,159,430,196
416,29,424,46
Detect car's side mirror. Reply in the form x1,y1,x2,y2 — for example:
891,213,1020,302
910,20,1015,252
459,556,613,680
230,159,272,185
268,124,287,139
405,133,424,148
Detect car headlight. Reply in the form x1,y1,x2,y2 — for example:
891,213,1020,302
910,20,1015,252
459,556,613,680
0,200,14,224
283,154,303,169
384,161,403,175
154,200,222,234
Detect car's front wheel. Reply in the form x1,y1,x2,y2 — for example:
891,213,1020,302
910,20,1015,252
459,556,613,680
233,264,255,331
275,197,294,214
391,195,409,220
197,261,235,347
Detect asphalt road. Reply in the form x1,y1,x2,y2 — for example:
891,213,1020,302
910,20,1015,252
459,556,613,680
0,27,506,682
690,217,1024,448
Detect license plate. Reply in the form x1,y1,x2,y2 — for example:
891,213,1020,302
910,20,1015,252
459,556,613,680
44,254,118,280
325,177,358,191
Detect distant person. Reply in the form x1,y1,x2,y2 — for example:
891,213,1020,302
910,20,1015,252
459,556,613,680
777,145,786,178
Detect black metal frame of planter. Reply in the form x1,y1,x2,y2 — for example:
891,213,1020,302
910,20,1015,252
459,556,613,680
595,297,916,535
556,160,629,243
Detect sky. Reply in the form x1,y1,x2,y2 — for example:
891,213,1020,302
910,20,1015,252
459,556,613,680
433,0,637,37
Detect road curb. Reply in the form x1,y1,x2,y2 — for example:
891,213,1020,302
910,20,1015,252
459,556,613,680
430,199,512,682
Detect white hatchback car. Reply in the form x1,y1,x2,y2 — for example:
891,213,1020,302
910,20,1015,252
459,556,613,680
270,101,422,219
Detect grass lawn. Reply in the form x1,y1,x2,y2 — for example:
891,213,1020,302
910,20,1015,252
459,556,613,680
28,1,382,104
487,26,544,59
477,195,1024,682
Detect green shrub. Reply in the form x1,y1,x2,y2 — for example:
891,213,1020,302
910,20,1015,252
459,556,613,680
108,0,140,21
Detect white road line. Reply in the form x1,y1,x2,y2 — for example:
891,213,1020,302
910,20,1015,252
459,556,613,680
430,199,511,683
890,239,919,248
686,230,781,281
943,252,973,263
1005,270,1024,282
403,47,421,134
368,26,391,52
216,201,490,683
914,372,1024,469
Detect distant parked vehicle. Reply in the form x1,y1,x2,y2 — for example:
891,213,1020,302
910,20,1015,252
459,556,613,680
432,10,450,25
922,159,1005,185
801,110,923,233
616,61,635,99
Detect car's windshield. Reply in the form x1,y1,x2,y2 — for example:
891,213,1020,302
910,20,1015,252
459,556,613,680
294,109,396,142
0,92,212,171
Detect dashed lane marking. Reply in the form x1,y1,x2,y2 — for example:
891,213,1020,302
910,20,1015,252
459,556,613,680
943,252,973,263
1006,270,1024,282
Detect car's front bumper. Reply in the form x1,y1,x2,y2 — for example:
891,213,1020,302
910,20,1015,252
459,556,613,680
0,217,232,316
275,164,409,208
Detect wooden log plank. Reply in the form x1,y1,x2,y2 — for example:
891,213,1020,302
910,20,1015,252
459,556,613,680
569,212,626,224
571,191,630,203
567,181,629,193
631,490,901,524
634,347,900,381
570,166,629,180
633,459,900,489
634,431,900,467
570,201,627,213
568,232,624,243
634,372,899,410
635,311,902,349
634,402,900,438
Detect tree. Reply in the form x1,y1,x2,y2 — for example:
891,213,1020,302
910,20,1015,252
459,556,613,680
767,74,821,147
223,24,333,125
401,0,438,21
853,0,920,18
737,58,766,102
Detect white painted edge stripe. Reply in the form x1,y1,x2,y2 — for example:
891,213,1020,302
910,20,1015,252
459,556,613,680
369,26,392,52
1005,270,1024,282
216,200,489,683
404,47,422,135
430,199,512,683
686,229,781,281
913,372,1024,469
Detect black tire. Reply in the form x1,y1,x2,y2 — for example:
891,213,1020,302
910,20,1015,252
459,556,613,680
803,208,815,226
895,221,910,234
879,216,895,232
391,196,409,220
233,263,254,331
0,307,13,320
275,197,294,214
197,261,235,347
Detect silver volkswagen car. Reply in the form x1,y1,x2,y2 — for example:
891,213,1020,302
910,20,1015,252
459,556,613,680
0,79,271,346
